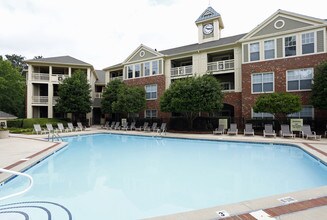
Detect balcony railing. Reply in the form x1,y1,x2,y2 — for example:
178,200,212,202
32,96,48,104
171,65,193,78
53,96,59,105
95,92,103,98
110,76,123,81
207,59,234,72
31,73,50,81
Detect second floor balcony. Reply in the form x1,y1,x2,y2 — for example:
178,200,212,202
207,59,234,73
32,96,48,105
31,73,50,81
170,65,193,78
94,92,103,98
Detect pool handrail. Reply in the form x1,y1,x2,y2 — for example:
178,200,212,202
0,168,34,201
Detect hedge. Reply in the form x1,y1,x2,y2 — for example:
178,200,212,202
7,118,71,129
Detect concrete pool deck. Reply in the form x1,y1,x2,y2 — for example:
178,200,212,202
0,127,326,220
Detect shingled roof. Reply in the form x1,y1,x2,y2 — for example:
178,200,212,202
160,33,246,56
0,111,17,119
195,6,221,23
25,56,92,66
95,70,106,84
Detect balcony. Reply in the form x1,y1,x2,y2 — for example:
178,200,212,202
51,74,69,83
95,92,103,98
53,96,59,105
31,73,50,81
110,75,123,81
32,96,48,104
170,65,193,78
207,59,234,72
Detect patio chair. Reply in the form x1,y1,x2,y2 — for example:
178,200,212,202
244,123,254,136
67,122,79,132
113,122,120,130
33,124,48,135
101,121,109,129
301,124,321,140
280,124,295,138
120,121,128,130
145,122,158,132
46,123,57,133
263,124,276,138
107,121,116,130
77,122,85,131
157,123,167,134
57,123,69,132
127,122,136,130
227,123,238,135
213,124,225,135
136,122,148,131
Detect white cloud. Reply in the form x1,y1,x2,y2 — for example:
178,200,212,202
1,0,326,69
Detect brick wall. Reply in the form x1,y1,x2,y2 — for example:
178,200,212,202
124,74,170,119
223,92,242,119
242,53,327,119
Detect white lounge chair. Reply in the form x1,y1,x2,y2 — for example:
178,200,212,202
57,123,68,132
244,123,254,136
301,125,321,140
145,122,158,132
227,123,238,135
33,124,48,135
280,124,295,138
213,124,225,135
136,122,148,131
263,124,276,138
67,123,79,132
157,123,166,134
77,122,85,131
46,123,57,133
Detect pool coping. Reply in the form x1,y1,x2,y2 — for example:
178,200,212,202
1,129,327,219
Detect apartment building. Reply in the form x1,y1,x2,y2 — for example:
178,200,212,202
25,7,327,124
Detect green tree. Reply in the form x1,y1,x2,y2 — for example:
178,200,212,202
0,59,25,117
311,61,327,109
101,79,125,114
253,92,301,124
160,75,224,129
55,70,92,121
5,54,26,73
112,86,146,118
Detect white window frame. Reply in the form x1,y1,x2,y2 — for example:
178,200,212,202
134,64,140,78
284,35,297,57
264,39,275,60
301,32,315,55
288,105,314,119
251,72,274,94
144,62,150,76
250,42,260,61
286,68,313,92
145,84,157,100
145,109,157,118
152,60,159,75
127,65,133,79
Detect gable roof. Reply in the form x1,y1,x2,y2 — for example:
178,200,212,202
25,56,92,67
240,9,327,41
123,44,164,64
160,33,246,56
195,6,221,23
0,111,17,119
95,70,106,84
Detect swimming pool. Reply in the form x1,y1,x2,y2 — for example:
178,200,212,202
1,133,327,219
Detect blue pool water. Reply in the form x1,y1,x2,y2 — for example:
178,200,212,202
1,134,327,219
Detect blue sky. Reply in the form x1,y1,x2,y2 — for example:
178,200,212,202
1,0,326,69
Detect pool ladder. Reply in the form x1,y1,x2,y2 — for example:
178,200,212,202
48,131,63,142
0,168,34,201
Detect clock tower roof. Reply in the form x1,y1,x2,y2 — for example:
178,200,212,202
195,6,221,24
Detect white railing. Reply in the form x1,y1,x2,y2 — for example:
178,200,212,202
207,59,234,72
32,96,48,104
0,168,34,201
53,96,59,105
170,65,193,77
51,74,69,82
95,92,103,98
110,76,123,81
31,73,50,81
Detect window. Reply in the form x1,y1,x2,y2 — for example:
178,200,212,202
221,82,232,91
144,62,150,76
250,42,260,61
285,36,296,56
287,68,313,91
128,66,133,79
264,40,275,59
302,32,314,54
145,109,157,118
252,109,274,119
252,72,274,93
135,64,140,78
145,84,157,100
288,106,314,119
152,61,158,75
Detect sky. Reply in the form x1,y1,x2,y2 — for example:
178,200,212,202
1,0,326,69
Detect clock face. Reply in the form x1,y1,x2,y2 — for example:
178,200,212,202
203,23,214,35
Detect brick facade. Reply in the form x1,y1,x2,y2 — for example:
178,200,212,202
242,53,327,119
223,92,242,119
124,74,170,119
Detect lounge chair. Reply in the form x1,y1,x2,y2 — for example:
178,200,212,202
67,122,79,132
77,122,85,131
33,124,48,135
136,122,148,131
280,124,295,138
213,124,225,135
57,123,69,132
301,125,321,140
101,121,109,129
227,123,238,135
46,123,57,133
157,123,167,134
127,122,136,130
107,121,116,130
244,123,254,136
120,122,128,130
113,122,120,130
263,124,276,138
145,122,158,132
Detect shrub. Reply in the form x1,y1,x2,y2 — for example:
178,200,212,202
7,119,24,128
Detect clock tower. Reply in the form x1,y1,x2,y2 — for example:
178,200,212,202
195,6,224,44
